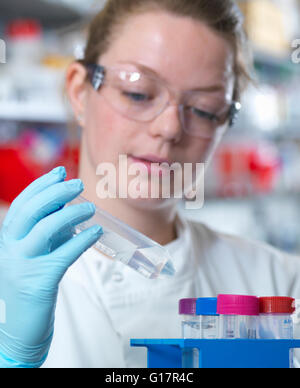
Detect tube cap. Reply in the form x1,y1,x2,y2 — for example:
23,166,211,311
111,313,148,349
196,298,219,316
259,297,295,314
217,294,259,316
179,298,197,315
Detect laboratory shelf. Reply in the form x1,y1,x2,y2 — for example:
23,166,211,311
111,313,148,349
0,0,107,28
131,338,300,368
254,48,299,74
0,101,68,123
0,0,81,28
43,0,106,16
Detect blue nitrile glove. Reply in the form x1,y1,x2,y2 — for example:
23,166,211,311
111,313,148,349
0,167,103,368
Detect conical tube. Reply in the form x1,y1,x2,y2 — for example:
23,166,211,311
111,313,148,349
69,196,176,279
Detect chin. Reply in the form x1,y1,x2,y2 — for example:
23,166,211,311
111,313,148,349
124,195,180,212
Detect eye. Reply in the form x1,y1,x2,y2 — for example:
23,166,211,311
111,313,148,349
122,91,150,102
190,107,219,122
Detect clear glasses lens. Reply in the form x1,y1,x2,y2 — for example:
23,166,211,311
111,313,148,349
100,69,168,122
96,67,235,139
181,93,231,138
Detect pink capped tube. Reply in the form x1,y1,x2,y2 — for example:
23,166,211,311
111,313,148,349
217,294,259,339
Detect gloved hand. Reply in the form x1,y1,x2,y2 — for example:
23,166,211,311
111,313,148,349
0,167,103,368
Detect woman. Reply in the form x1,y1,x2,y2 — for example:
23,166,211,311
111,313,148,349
1,0,300,368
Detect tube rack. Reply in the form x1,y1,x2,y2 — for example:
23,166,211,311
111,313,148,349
131,339,300,368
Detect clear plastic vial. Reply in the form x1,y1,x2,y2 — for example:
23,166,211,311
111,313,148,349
259,297,295,369
179,298,199,368
196,298,219,339
217,294,259,339
179,298,199,339
258,297,295,339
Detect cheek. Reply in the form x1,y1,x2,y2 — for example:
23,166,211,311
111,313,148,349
84,95,132,165
179,136,222,192
179,135,218,165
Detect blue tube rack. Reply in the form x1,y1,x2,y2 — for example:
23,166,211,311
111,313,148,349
131,339,300,368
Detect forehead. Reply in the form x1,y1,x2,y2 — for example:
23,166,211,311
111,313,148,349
100,11,235,91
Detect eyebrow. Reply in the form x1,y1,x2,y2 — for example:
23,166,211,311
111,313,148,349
116,60,227,93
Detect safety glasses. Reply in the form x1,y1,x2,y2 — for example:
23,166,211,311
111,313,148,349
85,63,241,139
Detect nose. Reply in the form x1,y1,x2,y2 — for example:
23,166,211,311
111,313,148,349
148,104,183,143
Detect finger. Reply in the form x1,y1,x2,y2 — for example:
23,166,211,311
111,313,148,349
48,225,103,280
20,202,96,257
3,166,67,228
7,179,84,240
48,227,75,252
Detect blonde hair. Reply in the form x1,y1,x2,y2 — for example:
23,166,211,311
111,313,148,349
83,0,253,100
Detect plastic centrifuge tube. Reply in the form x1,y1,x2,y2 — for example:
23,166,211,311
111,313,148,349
179,298,199,368
69,196,176,279
217,294,259,339
259,297,295,339
196,298,219,339
259,297,296,369
179,298,199,339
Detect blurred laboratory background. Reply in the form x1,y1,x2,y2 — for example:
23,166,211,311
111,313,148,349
0,0,300,254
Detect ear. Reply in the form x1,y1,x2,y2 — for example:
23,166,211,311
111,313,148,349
65,62,88,126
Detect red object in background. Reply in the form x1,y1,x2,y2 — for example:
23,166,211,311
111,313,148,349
6,19,42,40
216,145,251,197
248,146,281,193
0,142,79,205
215,143,281,198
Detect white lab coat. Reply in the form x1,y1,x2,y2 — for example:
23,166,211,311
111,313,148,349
42,213,300,368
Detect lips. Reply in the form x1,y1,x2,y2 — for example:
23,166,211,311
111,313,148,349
129,154,172,176
132,155,170,164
